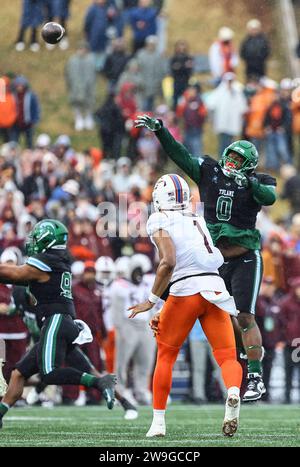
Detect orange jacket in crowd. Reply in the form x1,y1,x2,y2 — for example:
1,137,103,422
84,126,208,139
0,76,17,129
245,86,276,139
291,92,300,135
262,248,286,292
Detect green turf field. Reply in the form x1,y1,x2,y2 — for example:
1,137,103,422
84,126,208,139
0,403,299,447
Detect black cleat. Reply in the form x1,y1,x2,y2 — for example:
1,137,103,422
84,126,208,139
96,374,117,410
0,417,3,429
242,373,266,402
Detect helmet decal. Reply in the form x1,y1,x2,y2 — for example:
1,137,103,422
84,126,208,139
169,174,183,203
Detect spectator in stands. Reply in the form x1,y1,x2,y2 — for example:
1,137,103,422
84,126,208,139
170,40,194,109
128,0,159,53
15,0,44,52
103,37,130,91
0,249,28,383
291,82,300,150
279,79,294,158
240,19,271,80
176,83,207,156
0,77,17,144
65,40,97,131
22,160,51,206
117,59,144,109
279,277,300,403
116,82,138,122
44,0,72,50
263,89,291,171
73,261,107,403
244,76,276,154
206,72,248,155
288,213,300,255
281,164,300,218
95,92,125,159
136,35,166,111
262,233,287,293
11,76,40,149
84,0,123,72
256,277,282,401
208,27,238,85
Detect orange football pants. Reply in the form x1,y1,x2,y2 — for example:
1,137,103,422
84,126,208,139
153,293,242,410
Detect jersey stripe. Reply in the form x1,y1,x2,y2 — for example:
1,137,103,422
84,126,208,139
27,257,52,272
43,314,61,374
250,250,263,314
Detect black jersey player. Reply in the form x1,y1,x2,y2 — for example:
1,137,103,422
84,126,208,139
135,115,277,402
0,219,116,428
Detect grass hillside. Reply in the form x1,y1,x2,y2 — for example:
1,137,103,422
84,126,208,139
1,0,286,152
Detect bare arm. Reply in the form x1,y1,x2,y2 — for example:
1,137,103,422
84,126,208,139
150,230,176,298
129,229,176,318
0,264,50,285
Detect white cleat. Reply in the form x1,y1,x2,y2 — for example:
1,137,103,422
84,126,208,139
30,42,40,53
26,388,40,405
59,37,69,50
222,395,240,437
124,409,138,421
74,390,87,407
15,41,25,52
146,421,166,438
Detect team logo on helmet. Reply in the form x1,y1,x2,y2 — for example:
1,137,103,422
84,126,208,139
153,174,190,212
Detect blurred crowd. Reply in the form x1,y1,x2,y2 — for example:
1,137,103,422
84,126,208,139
0,0,300,405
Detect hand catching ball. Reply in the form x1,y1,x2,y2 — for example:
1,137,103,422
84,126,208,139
41,22,65,45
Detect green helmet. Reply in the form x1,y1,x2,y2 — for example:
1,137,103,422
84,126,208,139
220,140,259,175
25,219,68,256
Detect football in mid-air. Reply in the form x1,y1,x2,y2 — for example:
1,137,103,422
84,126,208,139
41,22,65,44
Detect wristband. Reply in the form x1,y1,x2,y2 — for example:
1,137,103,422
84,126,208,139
148,292,160,304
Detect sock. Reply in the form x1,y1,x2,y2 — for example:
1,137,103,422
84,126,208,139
227,386,240,398
248,360,262,375
0,402,9,418
153,409,165,424
80,373,97,388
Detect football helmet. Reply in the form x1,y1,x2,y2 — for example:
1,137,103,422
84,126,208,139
95,256,116,285
25,219,68,256
152,174,190,212
114,256,131,280
130,254,152,274
220,140,258,177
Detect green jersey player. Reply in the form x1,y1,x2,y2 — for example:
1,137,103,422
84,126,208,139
135,115,277,402
0,219,116,428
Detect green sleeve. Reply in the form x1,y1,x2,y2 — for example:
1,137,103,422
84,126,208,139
155,127,201,184
250,179,277,206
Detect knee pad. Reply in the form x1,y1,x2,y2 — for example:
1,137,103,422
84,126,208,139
213,347,237,367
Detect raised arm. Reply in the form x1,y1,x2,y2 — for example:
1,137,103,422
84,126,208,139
135,115,201,184
0,264,49,285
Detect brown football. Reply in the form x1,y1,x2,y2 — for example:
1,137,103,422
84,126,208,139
41,22,65,45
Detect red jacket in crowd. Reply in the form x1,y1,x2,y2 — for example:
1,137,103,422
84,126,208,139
0,284,27,335
279,286,300,346
256,294,282,349
72,280,106,338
